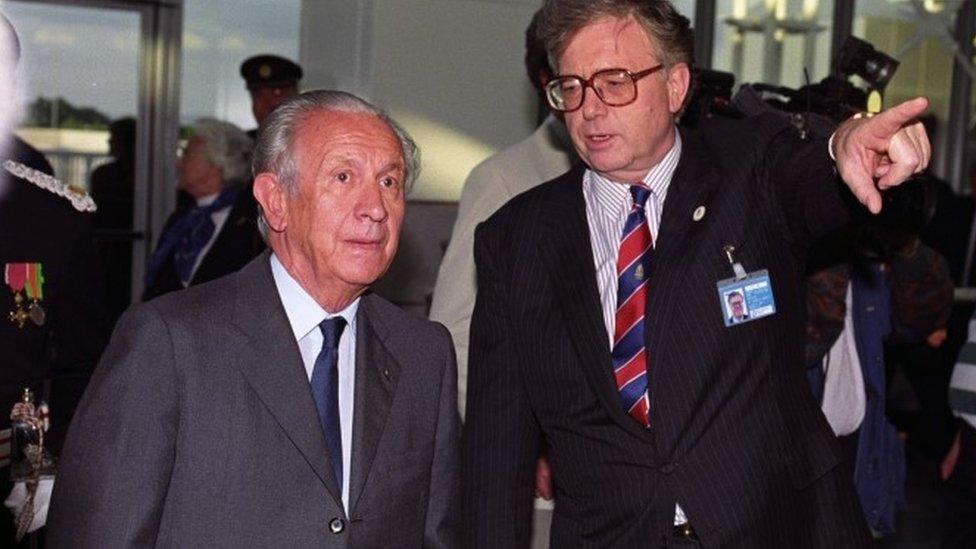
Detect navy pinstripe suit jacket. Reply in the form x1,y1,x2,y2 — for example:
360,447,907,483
462,114,871,548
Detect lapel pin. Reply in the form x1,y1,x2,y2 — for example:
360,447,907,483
383,368,390,379
693,205,706,221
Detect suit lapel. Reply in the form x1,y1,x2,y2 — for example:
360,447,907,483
538,169,652,441
644,129,724,430
649,129,721,270
229,252,343,506
348,294,400,515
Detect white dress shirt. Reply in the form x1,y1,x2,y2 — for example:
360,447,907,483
270,253,358,510
581,131,686,525
184,191,233,286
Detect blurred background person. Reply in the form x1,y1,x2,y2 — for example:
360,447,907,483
943,308,976,547
428,13,576,545
429,8,576,418
804,190,954,537
89,117,136,323
239,54,302,139
0,12,107,546
142,118,262,301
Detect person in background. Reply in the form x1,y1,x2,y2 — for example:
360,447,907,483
142,118,263,301
804,223,953,537
430,7,576,419
429,14,575,545
0,12,107,546
90,117,136,322
240,54,303,139
942,310,976,547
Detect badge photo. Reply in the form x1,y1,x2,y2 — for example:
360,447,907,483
716,269,776,327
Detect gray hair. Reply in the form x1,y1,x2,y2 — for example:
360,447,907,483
189,118,253,183
538,0,694,73
252,89,420,193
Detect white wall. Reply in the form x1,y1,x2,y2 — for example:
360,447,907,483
299,1,545,308
300,0,543,202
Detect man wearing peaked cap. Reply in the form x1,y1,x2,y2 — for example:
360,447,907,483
240,54,303,139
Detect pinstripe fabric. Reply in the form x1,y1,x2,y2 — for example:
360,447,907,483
462,114,870,548
583,136,687,524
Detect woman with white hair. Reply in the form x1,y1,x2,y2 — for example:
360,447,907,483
143,118,264,300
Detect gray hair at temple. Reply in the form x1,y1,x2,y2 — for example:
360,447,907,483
189,118,253,183
252,89,420,194
537,0,694,73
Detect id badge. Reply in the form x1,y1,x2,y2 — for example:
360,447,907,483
716,245,776,327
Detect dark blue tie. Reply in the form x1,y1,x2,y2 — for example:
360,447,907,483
311,316,347,491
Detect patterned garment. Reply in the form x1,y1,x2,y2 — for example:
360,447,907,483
950,313,976,429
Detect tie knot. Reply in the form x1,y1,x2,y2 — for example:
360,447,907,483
630,185,651,209
319,316,347,349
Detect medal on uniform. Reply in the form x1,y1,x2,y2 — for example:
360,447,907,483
4,263,44,328
24,263,45,326
5,263,28,328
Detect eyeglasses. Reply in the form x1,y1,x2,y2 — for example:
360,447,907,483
544,65,664,113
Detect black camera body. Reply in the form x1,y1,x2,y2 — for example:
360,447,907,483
681,37,931,261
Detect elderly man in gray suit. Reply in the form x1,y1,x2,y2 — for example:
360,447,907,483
47,90,460,547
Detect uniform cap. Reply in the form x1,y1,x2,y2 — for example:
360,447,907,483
240,54,302,90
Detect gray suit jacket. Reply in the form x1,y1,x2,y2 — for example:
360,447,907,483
47,252,460,548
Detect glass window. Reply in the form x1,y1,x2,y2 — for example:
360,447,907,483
673,0,697,20
854,0,954,118
4,1,139,191
180,0,301,132
713,0,835,89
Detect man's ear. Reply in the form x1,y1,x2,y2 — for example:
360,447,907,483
666,62,691,115
253,172,287,233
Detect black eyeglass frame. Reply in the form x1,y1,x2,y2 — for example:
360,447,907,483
544,65,665,113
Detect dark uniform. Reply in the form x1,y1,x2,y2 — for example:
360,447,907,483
0,136,108,545
141,182,265,301
239,54,303,139
89,118,136,323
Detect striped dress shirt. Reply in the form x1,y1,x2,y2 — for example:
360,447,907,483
581,130,685,524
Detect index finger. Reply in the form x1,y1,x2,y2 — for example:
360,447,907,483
868,97,929,138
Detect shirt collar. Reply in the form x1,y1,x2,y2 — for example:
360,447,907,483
270,253,360,342
195,191,220,207
588,130,682,196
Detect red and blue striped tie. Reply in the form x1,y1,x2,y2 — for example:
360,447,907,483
612,185,652,428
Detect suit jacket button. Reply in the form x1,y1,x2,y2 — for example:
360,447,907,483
659,462,676,475
329,517,345,534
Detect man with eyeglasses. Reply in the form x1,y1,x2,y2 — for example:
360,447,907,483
461,0,930,547
726,291,749,324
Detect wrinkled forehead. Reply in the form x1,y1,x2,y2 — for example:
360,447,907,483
295,110,403,165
